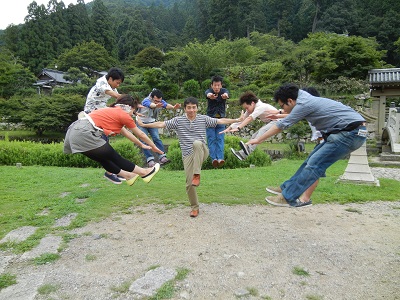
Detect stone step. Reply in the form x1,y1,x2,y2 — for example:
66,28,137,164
379,152,400,161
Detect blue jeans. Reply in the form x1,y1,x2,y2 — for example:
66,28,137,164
280,126,367,205
206,124,225,161
137,124,166,162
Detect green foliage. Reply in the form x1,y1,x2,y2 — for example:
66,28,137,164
287,120,311,140
133,46,165,68
57,41,117,75
0,138,144,168
292,266,310,276
19,94,84,135
0,273,17,290
52,84,90,98
37,283,59,295
182,79,200,97
0,47,37,99
64,67,91,85
163,136,271,171
33,253,61,265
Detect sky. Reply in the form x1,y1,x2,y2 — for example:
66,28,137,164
0,0,78,30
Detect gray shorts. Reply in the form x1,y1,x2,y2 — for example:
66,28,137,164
63,119,106,154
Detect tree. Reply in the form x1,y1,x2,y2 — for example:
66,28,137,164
0,48,37,99
56,41,117,76
133,47,165,68
65,0,91,47
63,67,90,85
90,0,116,56
183,37,226,82
20,94,84,135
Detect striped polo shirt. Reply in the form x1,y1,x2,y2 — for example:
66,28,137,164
165,114,218,157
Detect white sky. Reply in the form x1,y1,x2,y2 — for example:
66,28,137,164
0,0,79,30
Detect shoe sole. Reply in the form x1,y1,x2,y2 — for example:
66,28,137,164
239,141,250,156
265,197,290,207
266,187,281,195
126,174,140,186
104,175,122,184
291,200,313,208
142,163,160,183
230,148,243,161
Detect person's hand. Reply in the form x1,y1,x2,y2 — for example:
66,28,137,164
155,102,163,108
135,112,145,117
221,93,229,99
219,126,239,134
136,116,144,127
207,93,218,100
152,145,164,155
173,103,181,109
141,144,152,150
237,110,245,122
266,113,280,120
247,138,261,145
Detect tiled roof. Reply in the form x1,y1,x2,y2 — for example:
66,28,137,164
369,68,400,85
38,68,72,84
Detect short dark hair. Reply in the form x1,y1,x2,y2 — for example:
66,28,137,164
106,67,124,82
303,87,320,97
211,75,223,84
184,97,198,108
150,89,163,99
274,84,299,104
239,91,259,105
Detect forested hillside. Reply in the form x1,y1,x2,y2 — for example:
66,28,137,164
1,0,399,75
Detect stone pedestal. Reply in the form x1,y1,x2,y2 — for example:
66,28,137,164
337,142,380,186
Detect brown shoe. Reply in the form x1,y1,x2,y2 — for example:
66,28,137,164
266,186,282,195
212,159,218,168
192,174,200,186
218,159,225,167
265,194,290,207
190,209,199,217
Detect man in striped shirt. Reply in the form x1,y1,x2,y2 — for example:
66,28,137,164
137,97,241,218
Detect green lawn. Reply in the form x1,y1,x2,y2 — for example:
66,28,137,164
1,160,399,253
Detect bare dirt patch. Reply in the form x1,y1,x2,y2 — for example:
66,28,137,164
2,201,399,300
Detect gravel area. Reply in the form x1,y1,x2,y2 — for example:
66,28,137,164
0,168,399,300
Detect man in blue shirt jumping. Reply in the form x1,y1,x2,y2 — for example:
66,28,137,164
246,84,367,208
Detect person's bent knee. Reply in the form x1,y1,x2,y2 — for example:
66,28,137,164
193,140,202,149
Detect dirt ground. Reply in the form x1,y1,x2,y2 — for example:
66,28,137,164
2,200,399,300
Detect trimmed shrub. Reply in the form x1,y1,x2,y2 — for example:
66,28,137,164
162,135,271,170
0,139,144,168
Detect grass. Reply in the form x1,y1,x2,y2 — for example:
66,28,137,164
292,266,310,276
0,273,17,291
0,160,399,254
37,283,60,295
149,268,190,300
33,253,61,265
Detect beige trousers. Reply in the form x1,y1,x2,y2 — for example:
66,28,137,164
183,140,209,210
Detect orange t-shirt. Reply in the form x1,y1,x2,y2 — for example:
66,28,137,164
89,106,136,136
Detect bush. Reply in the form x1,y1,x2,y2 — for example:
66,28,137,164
162,135,271,170
0,139,145,168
